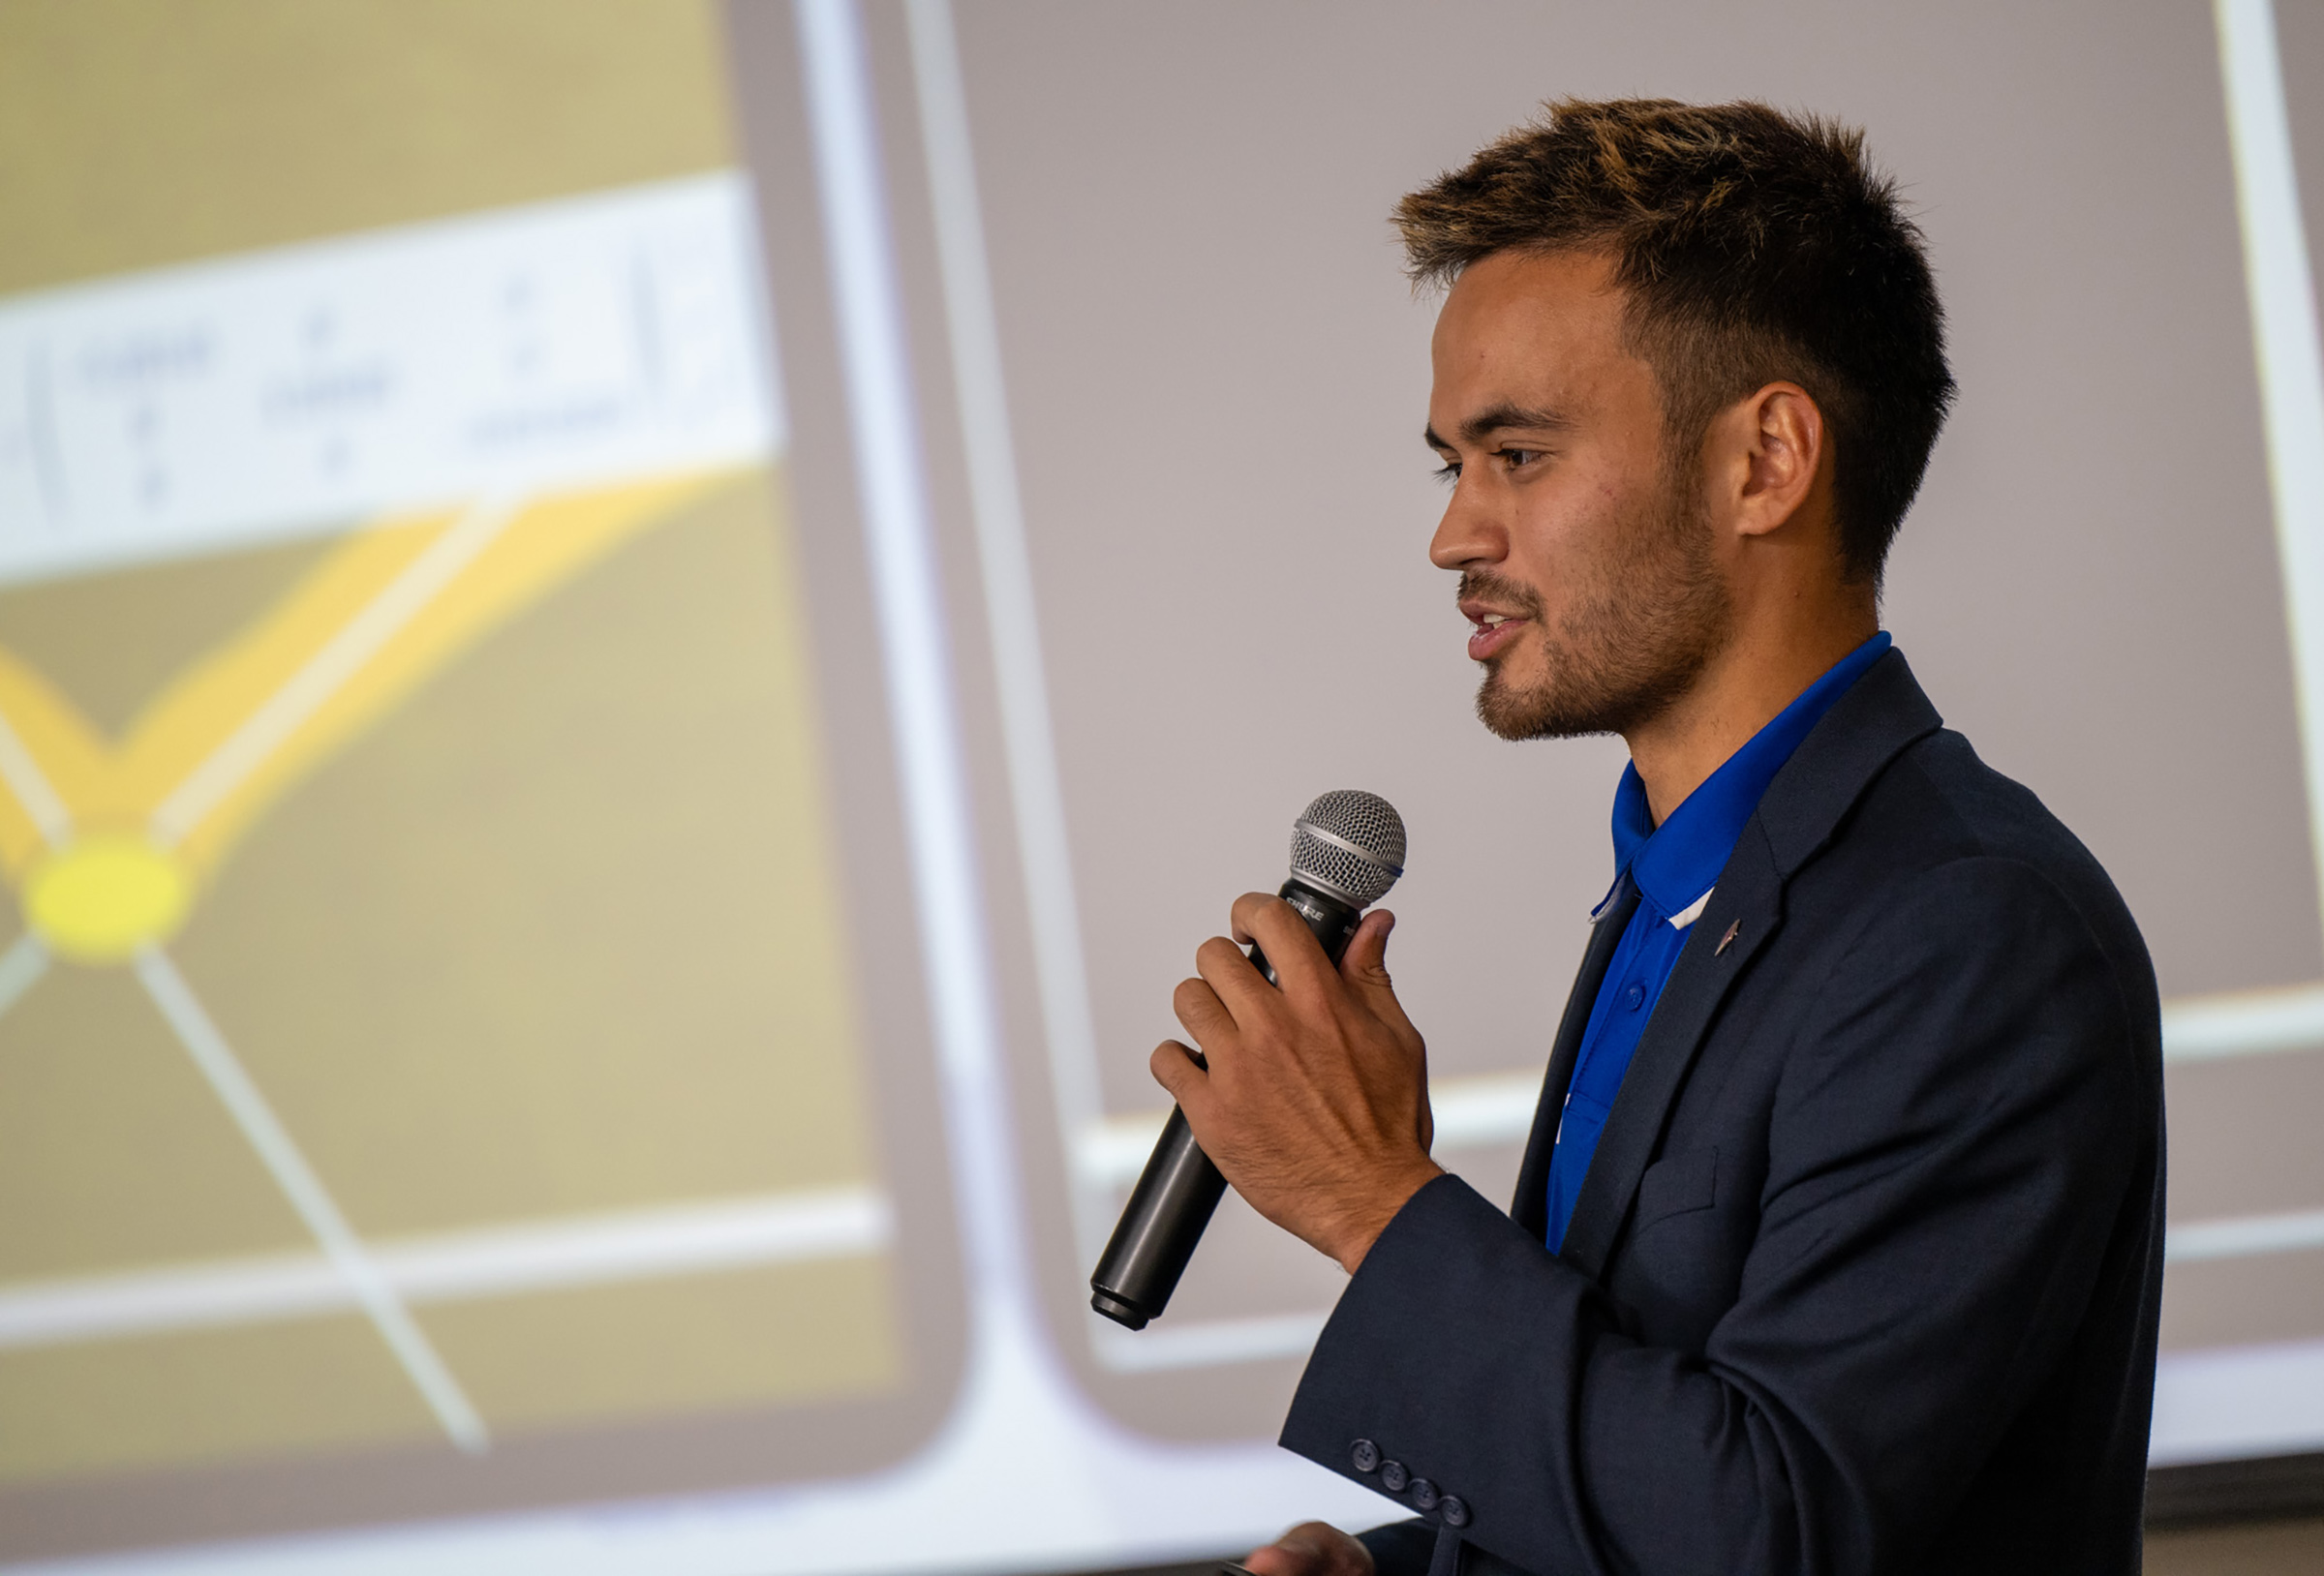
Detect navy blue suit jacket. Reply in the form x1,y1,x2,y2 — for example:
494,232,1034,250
1280,652,2166,1575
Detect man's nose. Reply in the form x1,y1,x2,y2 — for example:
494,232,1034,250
1428,480,1507,571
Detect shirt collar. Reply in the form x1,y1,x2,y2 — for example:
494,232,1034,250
1608,631,1893,923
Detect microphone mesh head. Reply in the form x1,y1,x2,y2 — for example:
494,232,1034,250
1289,790,1406,907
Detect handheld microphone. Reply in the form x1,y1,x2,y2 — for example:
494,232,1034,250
1089,790,1408,1331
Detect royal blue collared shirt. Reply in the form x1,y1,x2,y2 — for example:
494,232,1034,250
1542,631,1894,1252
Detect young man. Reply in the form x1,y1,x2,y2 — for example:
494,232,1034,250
1151,100,2165,1575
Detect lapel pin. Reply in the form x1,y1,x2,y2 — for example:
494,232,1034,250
1715,919,1741,955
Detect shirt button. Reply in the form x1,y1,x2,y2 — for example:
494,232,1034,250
1410,1477,1439,1510
1381,1460,1409,1492
1624,982,1645,1011
1351,1439,1380,1472
1442,1496,1470,1528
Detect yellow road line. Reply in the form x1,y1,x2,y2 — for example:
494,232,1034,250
0,470,731,907
0,653,105,873
140,474,722,875
147,494,526,849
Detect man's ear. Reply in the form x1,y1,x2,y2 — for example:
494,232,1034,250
1720,381,1826,540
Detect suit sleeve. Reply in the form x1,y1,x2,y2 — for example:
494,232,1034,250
1278,857,2143,1576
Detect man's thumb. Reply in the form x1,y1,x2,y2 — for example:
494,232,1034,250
1342,910,1398,995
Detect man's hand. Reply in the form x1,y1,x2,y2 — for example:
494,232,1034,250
1241,1520,1374,1576
1151,894,1442,1273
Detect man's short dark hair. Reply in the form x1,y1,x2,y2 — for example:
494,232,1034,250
1396,98,1955,585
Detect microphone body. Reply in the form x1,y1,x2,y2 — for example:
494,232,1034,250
1089,789,1407,1331
1087,879,1361,1331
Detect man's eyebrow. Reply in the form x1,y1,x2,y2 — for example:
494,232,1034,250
1423,404,1575,452
1460,403,1575,444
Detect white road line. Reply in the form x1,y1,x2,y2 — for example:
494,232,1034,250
2168,1205,2324,1263
1073,1072,1551,1190
1070,986,2324,1192
1074,1110,1170,1191
2152,1335,2324,1464
0,930,48,1021
2217,0,2324,933
1089,1310,1328,1374
0,705,72,847
1072,1201,2324,1378
2161,981,2324,1060
132,946,489,1453
1431,1068,1547,1148
146,492,521,848
0,1185,893,1349
1078,1181,2324,1379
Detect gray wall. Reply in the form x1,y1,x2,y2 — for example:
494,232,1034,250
914,0,2324,1428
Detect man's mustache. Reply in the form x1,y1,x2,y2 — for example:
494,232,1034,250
1456,570,1544,618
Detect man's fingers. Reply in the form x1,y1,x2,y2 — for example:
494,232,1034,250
1193,930,1276,1017
1233,893,1335,995
1173,972,1236,1045
1149,1039,1207,1105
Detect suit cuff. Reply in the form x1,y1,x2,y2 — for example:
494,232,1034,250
1278,1172,1602,1561
1356,1517,1435,1575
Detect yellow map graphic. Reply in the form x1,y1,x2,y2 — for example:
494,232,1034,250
0,0,916,1527
0,479,710,962
0,472,902,1481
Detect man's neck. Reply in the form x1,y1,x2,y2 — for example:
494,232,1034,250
1625,614,1879,825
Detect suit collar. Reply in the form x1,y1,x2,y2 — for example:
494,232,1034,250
1610,631,1892,921
1755,647,1942,878
1549,647,1944,1278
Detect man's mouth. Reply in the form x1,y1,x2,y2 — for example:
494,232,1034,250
1462,606,1532,662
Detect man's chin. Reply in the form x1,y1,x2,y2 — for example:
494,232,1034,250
1477,675,1570,742
1475,669,1631,743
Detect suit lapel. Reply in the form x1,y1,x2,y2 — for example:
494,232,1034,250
1512,650,1946,1268
1556,826,1784,1280
1551,650,1945,1281
1510,877,1639,1238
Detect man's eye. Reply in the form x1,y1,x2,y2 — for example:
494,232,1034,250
1433,460,1462,485
1500,447,1542,470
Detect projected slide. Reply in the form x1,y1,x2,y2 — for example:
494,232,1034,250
0,2,960,1561
0,181,886,1456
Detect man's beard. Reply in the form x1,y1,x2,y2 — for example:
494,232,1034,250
1465,467,1733,742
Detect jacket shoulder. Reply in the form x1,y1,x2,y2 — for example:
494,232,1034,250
1833,728,2156,1012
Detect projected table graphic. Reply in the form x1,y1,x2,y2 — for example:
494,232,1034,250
0,177,904,1483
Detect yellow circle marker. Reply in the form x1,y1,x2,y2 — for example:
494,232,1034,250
22,835,195,964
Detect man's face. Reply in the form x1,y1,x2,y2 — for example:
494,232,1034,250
1426,249,1732,742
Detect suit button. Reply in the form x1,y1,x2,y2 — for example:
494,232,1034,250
1351,1439,1380,1472
1380,1460,1408,1491
1410,1477,1439,1510
1442,1496,1469,1528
